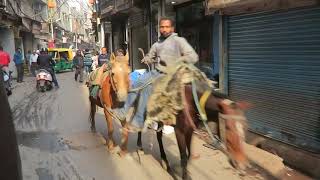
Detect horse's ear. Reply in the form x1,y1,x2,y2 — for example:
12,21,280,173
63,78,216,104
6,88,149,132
110,53,116,63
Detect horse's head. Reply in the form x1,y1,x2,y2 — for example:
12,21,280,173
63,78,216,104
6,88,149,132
219,100,250,170
109,53,130,102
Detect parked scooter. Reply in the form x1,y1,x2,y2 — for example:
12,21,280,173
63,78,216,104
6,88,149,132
36,69,53,92
2,70,13,96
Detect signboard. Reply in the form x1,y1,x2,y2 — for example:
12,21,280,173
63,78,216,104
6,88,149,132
62,37,67,43
48,40,55,48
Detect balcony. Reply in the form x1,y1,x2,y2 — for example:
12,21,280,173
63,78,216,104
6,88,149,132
115,0,132,12
100,0,115,15
100,0,145,17
33,0,47,5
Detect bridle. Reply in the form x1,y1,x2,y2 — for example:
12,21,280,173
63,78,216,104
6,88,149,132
191,80,247,151
109,70,118,94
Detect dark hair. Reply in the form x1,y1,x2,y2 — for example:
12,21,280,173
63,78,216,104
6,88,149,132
85,48,89,52
0,45,3,51
159,17,175,27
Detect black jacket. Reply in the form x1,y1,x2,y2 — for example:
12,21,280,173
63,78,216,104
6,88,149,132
37,54,55,70
73,55,84,68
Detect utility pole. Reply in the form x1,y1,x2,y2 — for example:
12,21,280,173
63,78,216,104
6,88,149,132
50,9,54,39
75,33,78,50
48,0,56,47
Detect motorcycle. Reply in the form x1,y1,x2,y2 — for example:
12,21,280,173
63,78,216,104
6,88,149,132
36,69,53,92
2,70,13,96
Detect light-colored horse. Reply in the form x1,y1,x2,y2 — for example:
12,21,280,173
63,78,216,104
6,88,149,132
89,53,131,154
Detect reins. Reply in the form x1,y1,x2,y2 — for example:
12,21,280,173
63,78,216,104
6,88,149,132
191,80,226,151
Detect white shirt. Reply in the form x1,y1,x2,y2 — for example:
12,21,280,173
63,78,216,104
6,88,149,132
91,55,99,71
30,53,38,64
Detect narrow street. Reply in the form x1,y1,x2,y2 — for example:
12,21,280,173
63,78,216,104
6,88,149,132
9,73,255,180
1,0,318,179
8,72,313,180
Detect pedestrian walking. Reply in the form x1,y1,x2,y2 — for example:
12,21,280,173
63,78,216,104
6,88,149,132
13,48,24,83
0,45,11,73
98,47,110,67
91,50,99,71
30,50,39,77
73,50,84,83
83,49,93,73
25,50,32,74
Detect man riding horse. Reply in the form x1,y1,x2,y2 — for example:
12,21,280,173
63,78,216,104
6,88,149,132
88,17,249,176
111,17,198,127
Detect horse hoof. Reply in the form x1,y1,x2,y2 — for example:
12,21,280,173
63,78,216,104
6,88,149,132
137,149,145,155
90,127,96,133
117,150,127,157
107,141,115,151
160,160,169,171
182,170,191,180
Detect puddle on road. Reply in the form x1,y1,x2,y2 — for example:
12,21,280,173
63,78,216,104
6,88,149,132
16,131,68,153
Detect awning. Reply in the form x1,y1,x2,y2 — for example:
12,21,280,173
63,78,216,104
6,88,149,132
34,34,49,40
205,0,319,15
21,17,32,31
206,0,244,9
32,22,41,35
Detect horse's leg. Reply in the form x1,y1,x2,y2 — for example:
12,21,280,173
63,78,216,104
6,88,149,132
185,128,193,160
104,109,115,151
89,97,96,132
137,132,143,151
118,121,129,156
156,123,170,171
174,127,188,179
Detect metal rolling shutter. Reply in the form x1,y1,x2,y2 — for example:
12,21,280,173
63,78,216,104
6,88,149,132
227,6,320,152
128,11,145,28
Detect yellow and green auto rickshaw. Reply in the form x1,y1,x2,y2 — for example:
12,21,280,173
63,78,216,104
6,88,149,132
48,48,73,72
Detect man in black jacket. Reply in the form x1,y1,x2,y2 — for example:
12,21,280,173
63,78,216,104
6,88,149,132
0,68,22,180
37,48,59,88
73,50,84,82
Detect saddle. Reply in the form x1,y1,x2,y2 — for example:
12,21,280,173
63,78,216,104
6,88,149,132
87,63,111,99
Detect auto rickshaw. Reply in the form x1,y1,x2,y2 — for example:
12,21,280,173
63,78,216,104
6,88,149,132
48,48,73,73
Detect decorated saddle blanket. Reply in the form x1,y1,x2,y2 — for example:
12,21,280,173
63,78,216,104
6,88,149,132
145,61,213,127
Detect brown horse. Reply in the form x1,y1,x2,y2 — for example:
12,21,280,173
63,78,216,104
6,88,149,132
137,84,249,179
89,55,131,153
